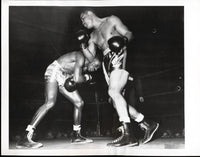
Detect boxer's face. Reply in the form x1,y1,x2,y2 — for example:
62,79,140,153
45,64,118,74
80,13,93,29
87,60,101,72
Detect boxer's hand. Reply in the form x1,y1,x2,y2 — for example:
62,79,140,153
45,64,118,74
108,36,128,54
64,77,77,92
65,74,93,92
76,29,89,49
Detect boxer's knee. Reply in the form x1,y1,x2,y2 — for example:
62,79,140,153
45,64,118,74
108,88,120,99
43,100,56,110
74,100,84,109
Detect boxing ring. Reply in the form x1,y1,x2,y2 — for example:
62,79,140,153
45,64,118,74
8,66,184,155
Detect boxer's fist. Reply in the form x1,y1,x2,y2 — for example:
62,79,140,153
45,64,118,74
76,29,89,48
64,77,77,92
108,36,128,53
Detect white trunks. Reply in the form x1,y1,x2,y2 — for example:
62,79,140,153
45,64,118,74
44,60,70,86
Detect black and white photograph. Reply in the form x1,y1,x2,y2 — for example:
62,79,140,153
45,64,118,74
1,0,200,156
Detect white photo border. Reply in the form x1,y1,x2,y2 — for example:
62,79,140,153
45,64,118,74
2,0,200,155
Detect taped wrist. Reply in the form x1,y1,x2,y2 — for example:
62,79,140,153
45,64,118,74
26,125,35,134
73,125,81,131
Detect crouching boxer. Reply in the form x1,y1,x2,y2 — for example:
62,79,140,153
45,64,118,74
16,51,101,149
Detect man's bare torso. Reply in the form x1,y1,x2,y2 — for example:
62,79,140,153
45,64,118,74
56,51,86,74
91,16,121,51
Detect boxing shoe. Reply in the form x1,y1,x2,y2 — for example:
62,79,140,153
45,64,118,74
71,130,93,144
107,122,139,147
16,130,43,149
139,119,159,144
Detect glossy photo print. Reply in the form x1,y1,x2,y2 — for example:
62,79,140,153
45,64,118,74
1,0,200,156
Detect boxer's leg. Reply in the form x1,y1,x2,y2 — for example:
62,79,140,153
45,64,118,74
59,86,93,144
30,81,58,128
107,69,138,147
16,80,58,148
128,104,159,144
108,69,130,123
125,83,159,144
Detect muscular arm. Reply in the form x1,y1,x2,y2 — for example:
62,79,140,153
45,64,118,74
111,16,134,42
73,53,85,83
81,35,96,62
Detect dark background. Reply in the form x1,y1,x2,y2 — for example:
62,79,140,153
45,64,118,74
9,6,184,140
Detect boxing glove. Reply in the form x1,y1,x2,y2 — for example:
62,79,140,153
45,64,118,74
64,77,77,92
108,36,128,53
76,29,89,48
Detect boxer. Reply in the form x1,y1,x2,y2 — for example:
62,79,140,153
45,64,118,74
80,9,159,147
16,50,101,148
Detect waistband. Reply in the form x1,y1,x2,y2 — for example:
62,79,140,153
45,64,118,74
103,48,111,56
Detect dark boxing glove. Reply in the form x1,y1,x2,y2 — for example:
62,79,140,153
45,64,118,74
108,36,128,53
64,77,77,92
76,29,89,48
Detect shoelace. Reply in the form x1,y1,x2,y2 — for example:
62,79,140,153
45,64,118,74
111,134,124,143
111,126,125,144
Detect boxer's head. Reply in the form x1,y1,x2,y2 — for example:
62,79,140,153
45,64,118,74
86,58,101,72
80,9,96,29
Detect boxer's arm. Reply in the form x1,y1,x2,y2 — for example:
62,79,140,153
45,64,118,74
73,54,85,83
81,36,97,62
76,29,96,62
111,15,134,42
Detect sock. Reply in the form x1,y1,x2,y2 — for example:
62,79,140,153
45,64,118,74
73,125,81,131
135,113,144,123
119,117,131,123
26,125,34,134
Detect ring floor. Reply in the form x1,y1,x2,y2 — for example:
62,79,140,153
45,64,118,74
8,137,184,155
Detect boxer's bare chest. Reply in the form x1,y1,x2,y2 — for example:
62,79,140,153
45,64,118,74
93,18,118,49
